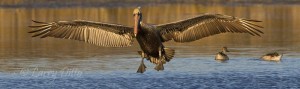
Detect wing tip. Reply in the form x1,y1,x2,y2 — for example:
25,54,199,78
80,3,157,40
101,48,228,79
29,20,51,28
31,20,48,24
242,19,263,22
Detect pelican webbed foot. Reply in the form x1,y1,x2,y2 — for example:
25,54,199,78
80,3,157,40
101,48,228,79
154,61,164,71
137,58,146,73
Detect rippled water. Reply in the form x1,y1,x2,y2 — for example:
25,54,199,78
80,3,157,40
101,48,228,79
0,2,300,89
1,49,300,88
1,47,300,89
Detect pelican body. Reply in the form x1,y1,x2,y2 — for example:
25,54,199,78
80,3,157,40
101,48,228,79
215,47,230,62
135,23,174,72
136,23,163,58
29,7,263,73
261,52,282,61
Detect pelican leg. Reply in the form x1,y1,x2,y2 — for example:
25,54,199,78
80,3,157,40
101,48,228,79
159,50,162,58
154,61,164,71
159,46,162,58
154,46,164,71
138,51,148,58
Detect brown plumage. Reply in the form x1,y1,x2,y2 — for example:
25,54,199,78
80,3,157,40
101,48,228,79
158,14,263,42
29,20,133,47
29,7,263,73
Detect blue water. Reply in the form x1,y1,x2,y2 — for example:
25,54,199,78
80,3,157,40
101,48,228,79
1,49,300,89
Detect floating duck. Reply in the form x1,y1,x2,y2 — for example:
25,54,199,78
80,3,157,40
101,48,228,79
261,52,282,61
215,47,230,62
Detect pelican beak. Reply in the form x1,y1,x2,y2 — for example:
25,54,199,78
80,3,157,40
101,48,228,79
134,14,139,37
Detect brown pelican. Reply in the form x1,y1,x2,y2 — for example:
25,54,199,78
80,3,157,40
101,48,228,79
261,52,282,61
215,47,230,62
29,7,263,73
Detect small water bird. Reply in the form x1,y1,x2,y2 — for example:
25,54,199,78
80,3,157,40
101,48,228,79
28,7,263,73
261,52,282,61
215,47,230,62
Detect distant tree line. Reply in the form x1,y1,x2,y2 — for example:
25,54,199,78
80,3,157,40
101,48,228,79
0,0,299,8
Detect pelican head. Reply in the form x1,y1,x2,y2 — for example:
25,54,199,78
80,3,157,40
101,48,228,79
133,7,142,37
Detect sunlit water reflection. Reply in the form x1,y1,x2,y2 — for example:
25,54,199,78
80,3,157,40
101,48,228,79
0,3,300,89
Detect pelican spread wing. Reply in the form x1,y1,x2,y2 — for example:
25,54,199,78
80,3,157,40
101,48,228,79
158,14,264,42
29,20,134,47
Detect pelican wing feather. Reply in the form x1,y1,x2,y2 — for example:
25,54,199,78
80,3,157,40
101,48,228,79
157,14,263,42
29,20,134,47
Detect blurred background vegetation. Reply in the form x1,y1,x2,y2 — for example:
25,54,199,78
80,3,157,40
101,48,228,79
1,0,300,8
